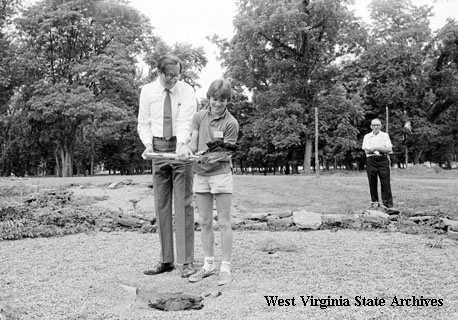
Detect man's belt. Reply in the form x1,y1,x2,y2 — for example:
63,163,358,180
367,153,387,158
153,136,176,141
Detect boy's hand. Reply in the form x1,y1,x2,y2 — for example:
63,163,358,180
176,143,193,160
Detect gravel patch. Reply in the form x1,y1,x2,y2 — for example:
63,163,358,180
1,230,458,319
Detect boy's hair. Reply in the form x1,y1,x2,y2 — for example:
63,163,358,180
206,79,232,102
157,54,182,73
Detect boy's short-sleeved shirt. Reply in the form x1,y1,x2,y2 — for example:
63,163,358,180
192,108,239,176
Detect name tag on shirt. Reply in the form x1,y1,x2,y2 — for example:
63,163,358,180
214,131,224,139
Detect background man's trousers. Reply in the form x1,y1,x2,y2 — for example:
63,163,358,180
366,156,393,208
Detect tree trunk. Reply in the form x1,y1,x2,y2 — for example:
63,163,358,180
55,152,61,177
303,135,313,174
60,147,66,177
58,142,74,177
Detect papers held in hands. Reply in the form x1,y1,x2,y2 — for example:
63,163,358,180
142,151,232,164
142,152,191,160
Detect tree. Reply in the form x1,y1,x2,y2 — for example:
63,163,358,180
142,39,208,89
360,0,434,166
213,0,367,174
316,82,365,170
13,0,152,176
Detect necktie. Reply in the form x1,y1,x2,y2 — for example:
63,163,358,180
163,89,173,140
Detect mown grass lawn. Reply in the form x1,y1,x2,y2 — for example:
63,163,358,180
2,165,458,218
231,167,458,218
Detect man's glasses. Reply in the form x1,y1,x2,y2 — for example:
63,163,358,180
163,73,180,80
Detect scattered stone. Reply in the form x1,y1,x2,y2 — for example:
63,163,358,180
267,217,294,230
266,214,280,221
387,223,398,232
107,179,135,189
409,216,435,223
248,213,268,222
398,219,419,228
107,182,122,189
140,221,156,233
231,217,245,229
95,217,115,230
113,215,145,228
446,229,458,241
241,221,269,231
409,210,430,217
201,290,222,299
24,193,41,203
321,214,357,228
363,209,389,219
436,218,458,231
277,211,293,218
292,210,322,230
362,216,388,228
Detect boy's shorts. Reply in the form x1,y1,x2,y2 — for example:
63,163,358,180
193,172,233,194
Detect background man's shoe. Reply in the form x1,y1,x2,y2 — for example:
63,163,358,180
144,262,174,275
181,263,196,278
385,207,400,215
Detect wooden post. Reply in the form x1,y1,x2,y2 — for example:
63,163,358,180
405,133,408,168
315,106,319,177
385,106,389,134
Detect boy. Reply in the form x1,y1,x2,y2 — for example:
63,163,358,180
187,79,239,286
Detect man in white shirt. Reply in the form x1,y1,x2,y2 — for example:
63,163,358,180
137,54,197,278
362,118,393,208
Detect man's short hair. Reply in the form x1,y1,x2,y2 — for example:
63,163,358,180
206,79,232,102
371,118,382,125
157,54,182,73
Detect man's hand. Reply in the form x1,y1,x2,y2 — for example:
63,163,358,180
176,143,193,160
141,143,154,159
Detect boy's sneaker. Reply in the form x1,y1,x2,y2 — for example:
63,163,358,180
217,271,232,286
188,268,216,283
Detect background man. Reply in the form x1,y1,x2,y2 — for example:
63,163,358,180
362,118,393,208
137,54,196,278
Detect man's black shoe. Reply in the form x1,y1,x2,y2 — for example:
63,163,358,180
385,207,401,215
144,262,174,275
181,263,196,278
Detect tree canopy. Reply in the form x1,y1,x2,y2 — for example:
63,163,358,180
1,0,458,176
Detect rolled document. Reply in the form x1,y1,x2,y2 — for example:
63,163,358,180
142,152,178,159
142,152,198,160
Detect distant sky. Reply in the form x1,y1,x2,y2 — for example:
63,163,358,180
129,0,458,98
129,0,236,98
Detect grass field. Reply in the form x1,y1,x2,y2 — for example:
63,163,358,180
232,168,458,218
2,165,458,218
1,166,458,319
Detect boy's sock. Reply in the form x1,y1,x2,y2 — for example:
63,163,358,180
203,257,215,271
220,261,231,274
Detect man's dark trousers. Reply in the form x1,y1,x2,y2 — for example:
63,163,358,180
152,138,194,265
366,156,393,208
